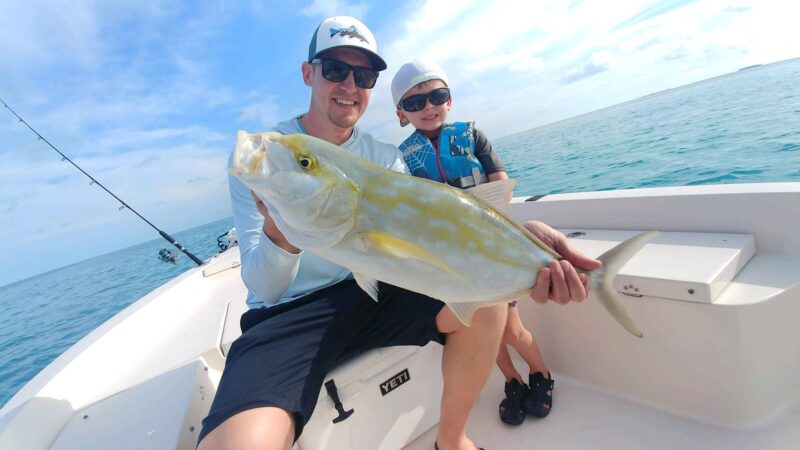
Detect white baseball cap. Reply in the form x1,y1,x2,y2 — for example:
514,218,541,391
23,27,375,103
391,59,450,107
308,16,387,71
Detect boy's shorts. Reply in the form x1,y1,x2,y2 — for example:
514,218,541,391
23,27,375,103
198,279,446,444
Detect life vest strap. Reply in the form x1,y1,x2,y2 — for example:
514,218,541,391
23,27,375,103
446,168,488,188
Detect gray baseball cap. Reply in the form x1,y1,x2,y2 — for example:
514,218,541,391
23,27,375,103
391,59,449,107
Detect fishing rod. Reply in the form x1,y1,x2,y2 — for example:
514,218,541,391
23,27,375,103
1,97,205,266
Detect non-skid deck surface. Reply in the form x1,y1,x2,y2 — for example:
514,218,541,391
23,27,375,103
404,370,800,450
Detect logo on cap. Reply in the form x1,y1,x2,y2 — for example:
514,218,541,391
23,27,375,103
329,25,369,44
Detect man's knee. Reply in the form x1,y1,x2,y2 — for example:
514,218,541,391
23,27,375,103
198,407,295,450
436,303,506,334
472,303,507,329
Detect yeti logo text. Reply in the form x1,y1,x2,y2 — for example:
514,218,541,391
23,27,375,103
380,369,410,396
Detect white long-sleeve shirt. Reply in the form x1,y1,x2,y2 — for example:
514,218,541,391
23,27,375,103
229,116,409,309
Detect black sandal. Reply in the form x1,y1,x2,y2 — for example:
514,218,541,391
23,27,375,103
523,372,554,418
498,378,528,425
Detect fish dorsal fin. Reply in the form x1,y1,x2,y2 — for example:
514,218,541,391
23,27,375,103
465,179,517,212
447,300,499,327
353,272,380,302
358,230,464,281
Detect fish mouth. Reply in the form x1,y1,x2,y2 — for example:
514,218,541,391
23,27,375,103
257,137,276,175
252,133,289,177
232,131,257,176
231,131,278,182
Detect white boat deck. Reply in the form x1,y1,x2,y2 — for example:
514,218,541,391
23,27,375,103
2,183,798,450
406,369,800,450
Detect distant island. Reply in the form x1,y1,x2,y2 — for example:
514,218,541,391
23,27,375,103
738,64,762,71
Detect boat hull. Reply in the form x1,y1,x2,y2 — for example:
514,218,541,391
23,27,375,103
1,182,798,449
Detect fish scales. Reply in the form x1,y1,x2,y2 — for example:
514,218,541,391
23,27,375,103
230,131,655,336
359,174,544,269
328,173,547,303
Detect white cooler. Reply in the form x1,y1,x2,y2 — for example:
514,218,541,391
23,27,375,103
298,344,444,450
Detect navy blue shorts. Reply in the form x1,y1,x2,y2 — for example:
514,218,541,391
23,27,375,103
198,280,445,444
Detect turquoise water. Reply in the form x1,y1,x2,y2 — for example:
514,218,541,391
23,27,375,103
1,59,798,408
497,59,800,195
0,218,233,408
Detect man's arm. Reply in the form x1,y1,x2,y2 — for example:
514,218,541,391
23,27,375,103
229,172,301,305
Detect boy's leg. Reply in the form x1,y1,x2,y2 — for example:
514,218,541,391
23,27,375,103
496,343,523,383
436,304,506,450
503,304,548,375
502,305,553,418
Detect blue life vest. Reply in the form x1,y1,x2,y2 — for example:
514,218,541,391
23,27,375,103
399,122,487,189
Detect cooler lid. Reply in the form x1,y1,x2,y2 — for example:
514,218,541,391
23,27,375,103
560,229,755,303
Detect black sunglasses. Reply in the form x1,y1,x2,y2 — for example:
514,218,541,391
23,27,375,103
399,87,451,112
311,58,379,89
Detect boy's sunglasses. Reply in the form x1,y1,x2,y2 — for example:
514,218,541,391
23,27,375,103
399,87,451,112
311,58,379,89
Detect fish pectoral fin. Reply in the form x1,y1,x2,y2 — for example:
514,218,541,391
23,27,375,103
354,272,380,302
446,300,500,327
466,179,517,212
358,230,465,281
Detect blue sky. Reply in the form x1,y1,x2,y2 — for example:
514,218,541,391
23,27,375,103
1,0,798,285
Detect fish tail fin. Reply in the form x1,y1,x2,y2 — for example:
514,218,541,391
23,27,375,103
588,231,659,338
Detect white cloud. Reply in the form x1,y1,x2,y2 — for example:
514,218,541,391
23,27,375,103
364,0,799,144
562,51,618,84
300,0,369,19
2,0,798,284
239,96,282,129
509,56,546,73
0,1,99,68
2,139,230,248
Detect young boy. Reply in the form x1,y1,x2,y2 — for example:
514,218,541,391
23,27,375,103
390,59,555,426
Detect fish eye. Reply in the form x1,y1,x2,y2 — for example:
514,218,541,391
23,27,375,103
297,155,315,170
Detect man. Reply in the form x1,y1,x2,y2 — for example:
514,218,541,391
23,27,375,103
199,16,599,450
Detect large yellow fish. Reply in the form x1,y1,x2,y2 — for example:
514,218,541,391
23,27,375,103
230,131,656,337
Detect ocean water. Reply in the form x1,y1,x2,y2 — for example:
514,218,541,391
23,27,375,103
496,59,800,195
0,218,234,408
1,59,798,409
